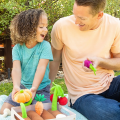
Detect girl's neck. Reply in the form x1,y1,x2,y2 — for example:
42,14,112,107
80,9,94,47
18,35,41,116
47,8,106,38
25,40,38,49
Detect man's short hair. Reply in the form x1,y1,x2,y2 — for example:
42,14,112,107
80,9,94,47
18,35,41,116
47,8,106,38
75,0,106,15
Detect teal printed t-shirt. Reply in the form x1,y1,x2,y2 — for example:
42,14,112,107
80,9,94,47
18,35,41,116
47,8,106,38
12,40,53,90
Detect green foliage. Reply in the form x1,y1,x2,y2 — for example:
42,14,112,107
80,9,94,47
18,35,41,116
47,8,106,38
0,0,120,40
104,0,120,18
114,71,120,76
0,0,74,40
54,79,68,94
0,82,13,95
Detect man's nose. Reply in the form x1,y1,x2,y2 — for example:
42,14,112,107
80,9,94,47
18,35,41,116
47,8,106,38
75,18,80,24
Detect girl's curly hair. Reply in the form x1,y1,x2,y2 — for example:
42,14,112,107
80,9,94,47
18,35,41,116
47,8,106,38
10,8,47,45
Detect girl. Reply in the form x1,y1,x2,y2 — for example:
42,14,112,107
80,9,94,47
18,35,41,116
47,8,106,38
0,8,53,114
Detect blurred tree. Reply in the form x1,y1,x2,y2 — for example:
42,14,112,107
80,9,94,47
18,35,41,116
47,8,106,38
0,0,120,41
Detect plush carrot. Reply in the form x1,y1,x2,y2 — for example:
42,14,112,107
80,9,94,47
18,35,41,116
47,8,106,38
41,109,55,119
35,94,46,115
48,109,65,117
27,111,44,120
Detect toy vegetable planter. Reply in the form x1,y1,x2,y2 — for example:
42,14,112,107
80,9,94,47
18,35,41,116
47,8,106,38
14,89,32,119
50,82,68,111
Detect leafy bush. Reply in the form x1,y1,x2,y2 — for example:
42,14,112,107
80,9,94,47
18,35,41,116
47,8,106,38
105,0,120,18
0,82,13,95
0,0,120,40
0,0,74,41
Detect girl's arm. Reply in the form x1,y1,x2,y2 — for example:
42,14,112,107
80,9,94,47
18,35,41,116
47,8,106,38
11,60,21,100
31,59,49,99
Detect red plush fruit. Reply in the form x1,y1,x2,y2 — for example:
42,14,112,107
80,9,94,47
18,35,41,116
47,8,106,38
50,94,59,102
58,97,68,105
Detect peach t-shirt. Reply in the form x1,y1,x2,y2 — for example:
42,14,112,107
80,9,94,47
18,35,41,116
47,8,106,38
51,13,120,105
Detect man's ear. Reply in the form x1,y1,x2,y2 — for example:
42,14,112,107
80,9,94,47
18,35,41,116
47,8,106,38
97,11,103,19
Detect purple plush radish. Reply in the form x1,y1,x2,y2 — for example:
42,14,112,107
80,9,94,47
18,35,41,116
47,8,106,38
84,59,97,75
84,60,92,68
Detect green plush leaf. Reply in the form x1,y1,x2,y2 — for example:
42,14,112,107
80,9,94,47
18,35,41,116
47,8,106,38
41,94,44,99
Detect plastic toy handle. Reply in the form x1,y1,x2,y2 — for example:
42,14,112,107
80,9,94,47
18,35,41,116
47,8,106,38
89,64,97,75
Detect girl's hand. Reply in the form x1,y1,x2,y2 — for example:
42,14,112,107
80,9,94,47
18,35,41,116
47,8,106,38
12,86,20,102
30,87,37,100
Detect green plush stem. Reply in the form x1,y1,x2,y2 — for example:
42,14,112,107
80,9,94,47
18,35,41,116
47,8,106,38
20,89,23,93
52,89,57,111
90,64,97,75
24,98,32,106
20,103,27,118
51,82,65,111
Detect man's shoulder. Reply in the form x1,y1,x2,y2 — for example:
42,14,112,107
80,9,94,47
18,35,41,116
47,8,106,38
104,13,120,24
54,15,74,26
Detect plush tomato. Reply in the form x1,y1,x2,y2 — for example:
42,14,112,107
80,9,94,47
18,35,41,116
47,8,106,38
50,94,59,102
58,97,68,105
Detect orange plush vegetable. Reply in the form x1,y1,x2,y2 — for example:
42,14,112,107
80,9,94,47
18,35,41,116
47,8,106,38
35,94,46,115
41,109,55,119
27,111,44,120
14,89,32,103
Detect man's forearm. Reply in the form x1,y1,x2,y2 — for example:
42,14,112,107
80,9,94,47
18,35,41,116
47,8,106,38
99,57,120,70
49,60,61,82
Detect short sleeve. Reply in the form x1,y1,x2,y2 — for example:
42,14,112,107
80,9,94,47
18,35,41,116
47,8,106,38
12,44,21,61
40,41,53,61
111,20,120,53
51,19,64,50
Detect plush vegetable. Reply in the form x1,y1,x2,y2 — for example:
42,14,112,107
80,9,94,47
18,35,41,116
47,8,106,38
41,109,55,119
48,109,66,118
50,94,59,102
15,112,31,120
27,111,44,120
14,89,32,103
84,60,97,75
20,98,32,118
2,108,11,118
56,114,66,118
58,96,68,105
14,89,32,119
35,94,46,115
50,82,68,111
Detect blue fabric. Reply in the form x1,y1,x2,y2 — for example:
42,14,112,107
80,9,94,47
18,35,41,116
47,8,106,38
0,95,87,120
12,40,53,90
0,95,11,120
71,75,120,120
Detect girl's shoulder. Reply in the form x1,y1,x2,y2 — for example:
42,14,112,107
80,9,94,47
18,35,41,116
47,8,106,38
40,40,51,47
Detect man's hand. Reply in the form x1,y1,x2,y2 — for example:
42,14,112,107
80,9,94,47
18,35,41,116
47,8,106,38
82,57,101,72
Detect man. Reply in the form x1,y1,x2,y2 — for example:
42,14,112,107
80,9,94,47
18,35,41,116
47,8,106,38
49,0,120,120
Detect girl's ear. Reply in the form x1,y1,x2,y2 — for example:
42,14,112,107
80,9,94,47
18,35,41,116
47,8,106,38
97,11,103,19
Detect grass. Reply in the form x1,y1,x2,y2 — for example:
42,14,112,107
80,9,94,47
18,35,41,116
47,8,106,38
0,71,120,96
0,82,13,96
0,79,67,96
